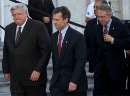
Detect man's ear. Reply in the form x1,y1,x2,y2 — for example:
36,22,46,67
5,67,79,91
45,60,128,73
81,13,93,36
65,18,69,23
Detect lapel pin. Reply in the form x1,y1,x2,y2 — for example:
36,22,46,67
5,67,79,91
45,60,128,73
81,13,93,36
65,41,68,44
112,27,114,30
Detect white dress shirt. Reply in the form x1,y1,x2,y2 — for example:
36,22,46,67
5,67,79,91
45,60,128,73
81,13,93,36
57,25,69,47
15,18,27,39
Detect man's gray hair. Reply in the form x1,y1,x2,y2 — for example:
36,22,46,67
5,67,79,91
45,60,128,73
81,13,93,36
10,3,29,16
97,4,112,15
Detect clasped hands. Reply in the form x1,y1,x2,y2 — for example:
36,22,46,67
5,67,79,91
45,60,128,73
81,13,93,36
103,33,114,44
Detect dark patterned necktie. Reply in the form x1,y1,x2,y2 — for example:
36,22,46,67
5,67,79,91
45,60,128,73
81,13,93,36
57,31,62,56
15,27,22,45
103,25,108,34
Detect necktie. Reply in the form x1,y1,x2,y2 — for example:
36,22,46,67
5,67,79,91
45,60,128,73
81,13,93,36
103,25,108,47
15,27,22,45
103,25,108,34
57,31,62,56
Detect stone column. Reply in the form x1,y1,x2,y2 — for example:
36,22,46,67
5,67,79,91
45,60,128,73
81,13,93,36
121,0,130,20
0,0,5,42
56,0,88,33
110,0,122,19
0,0,17,42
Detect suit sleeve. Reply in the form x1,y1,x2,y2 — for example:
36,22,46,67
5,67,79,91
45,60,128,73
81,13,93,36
84,22,97,73
48,0,55,14
71,34,87,84
2,28,10,73
35,24,51,72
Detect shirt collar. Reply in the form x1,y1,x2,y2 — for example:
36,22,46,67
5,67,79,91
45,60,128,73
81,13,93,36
60,25,69,37
106,18,112,30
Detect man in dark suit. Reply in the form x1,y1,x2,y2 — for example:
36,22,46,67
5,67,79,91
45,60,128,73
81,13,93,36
2,3,51,96
126,50,130,96
124,22,130,96
28,0,54,36
85,4,130,96
50,6,88,96
84,0,110,73
85,0,108,22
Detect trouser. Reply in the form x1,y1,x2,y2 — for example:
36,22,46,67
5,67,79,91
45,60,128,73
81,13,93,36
10,80,46,96
93,64,126,96
50,87,87,96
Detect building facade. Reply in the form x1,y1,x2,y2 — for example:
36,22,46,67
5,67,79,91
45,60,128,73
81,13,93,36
0,0,130,42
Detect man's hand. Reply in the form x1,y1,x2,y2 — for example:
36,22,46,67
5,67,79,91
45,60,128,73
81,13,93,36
68,82,77,92
43,16,50,23
30,70,40,81
4,73,10,81
104,34,114,44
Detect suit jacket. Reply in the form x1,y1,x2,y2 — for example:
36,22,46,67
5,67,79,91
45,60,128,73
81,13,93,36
28,0,54,35
84,18,98,72
50,27,87,93
85,17,130,80
2,18,51,85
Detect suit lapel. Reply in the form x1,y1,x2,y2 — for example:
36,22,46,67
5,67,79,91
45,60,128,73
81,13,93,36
53,27,72,61
60,27,72,59
109,20,118,37
97,24,104,43
52,32,59,59
11,24,17,47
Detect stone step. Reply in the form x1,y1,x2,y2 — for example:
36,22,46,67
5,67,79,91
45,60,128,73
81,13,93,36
0,71,9,94
46,64,94,95
0,48,3,58
0,63,2,72
0,85,10,93
0,92,11,96
47,59,94,91
0,47,3,72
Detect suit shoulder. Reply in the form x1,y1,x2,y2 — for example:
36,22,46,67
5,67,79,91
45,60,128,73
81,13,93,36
112,16,120,21
29,18,46,27
31,19,42,24
5,22,16,34
53,31,58,35
69,27,84,37
5,22,15,29
112,16,122,25
87,18,97,24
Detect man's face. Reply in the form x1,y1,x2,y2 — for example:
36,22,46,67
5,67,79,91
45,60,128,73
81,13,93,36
11,9,27,26
53,12,68,31
97,10,111,25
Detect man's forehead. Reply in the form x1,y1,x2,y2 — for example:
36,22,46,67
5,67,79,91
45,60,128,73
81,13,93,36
98,10,107,14
54,12,62,16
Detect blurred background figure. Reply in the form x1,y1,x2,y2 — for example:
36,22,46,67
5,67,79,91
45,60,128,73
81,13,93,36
85,0,109,23
28,0,55,36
